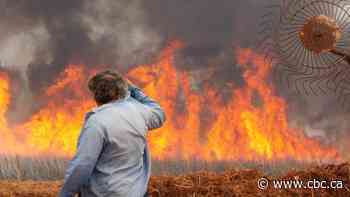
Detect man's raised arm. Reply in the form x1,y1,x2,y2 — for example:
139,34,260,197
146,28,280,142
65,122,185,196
128,84,166,130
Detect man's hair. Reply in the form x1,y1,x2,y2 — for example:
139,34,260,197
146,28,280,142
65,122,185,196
88,70,128,105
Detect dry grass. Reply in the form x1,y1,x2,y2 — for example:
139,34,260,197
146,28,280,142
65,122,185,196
151,159,315,176
0,156,348,196
148,163,350,197
0,155,321,181
0,155,68,181
0,163,349,196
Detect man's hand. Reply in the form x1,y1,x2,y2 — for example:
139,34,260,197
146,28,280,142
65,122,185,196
124,79,166,130
125,78,135,87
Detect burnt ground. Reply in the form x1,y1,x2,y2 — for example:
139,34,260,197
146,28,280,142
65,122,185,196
0,163,350,197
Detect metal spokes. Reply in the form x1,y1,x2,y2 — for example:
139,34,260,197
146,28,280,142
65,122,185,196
258,0,350,105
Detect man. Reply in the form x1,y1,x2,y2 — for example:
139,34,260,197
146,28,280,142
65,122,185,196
59,70,166,197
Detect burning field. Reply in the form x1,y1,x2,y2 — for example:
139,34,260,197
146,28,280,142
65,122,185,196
0,41,342,161
0,0,350,196
0,42,347,196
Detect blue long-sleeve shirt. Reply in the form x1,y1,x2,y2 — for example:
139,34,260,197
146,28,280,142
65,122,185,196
60,85,165,197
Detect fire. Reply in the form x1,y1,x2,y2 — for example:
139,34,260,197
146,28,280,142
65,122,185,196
0,41,341,162
19,66,95,155
0,72,15,154
127,43,339,161
0,72,10,129
203,48,335,161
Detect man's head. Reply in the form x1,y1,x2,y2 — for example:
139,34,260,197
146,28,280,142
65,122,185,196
88,70,128,106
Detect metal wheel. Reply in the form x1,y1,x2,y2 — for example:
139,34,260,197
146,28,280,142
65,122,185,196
258,0,350,105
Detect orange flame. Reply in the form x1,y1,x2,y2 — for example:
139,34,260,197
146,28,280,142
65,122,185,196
0,42,341,161
0,72,14,154
19,66,95,155
0,72,10,129
127,42,339,162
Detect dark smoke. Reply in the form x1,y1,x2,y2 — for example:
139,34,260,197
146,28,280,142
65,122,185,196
0,0,268,91
142,0,265,49
2,0,97,92
1,0,159,93
141,0,266,67
140,0,268,93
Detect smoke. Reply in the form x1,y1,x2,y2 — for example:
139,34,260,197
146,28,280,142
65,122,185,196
0,0,161,92
141,0,267,66
0,0,348,152
142,0,266,46
0,0,269,87
1,1,89,65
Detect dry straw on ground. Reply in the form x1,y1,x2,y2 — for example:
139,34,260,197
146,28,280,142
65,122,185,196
0,163,349,197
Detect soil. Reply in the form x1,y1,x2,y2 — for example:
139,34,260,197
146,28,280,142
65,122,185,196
0,163,349,197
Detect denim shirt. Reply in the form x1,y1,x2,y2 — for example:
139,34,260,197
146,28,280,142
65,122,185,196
60,85,166,197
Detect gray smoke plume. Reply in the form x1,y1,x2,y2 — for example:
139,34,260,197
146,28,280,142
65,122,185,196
0,0,161,92
0,0,269,86
141,0,267,66
142,0,265,46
